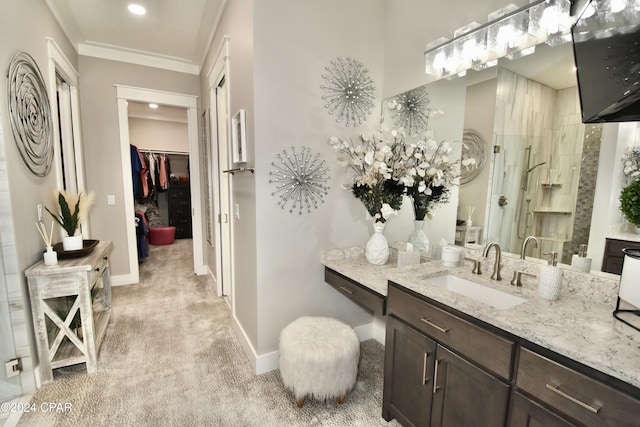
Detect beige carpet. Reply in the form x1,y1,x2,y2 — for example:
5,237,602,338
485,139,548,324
18,239,399,426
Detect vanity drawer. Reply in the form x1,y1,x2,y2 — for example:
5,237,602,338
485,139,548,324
516,348,640,427
387,283,514,380
324,267,385,316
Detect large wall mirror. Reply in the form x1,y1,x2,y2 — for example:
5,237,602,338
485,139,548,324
384,40,605,266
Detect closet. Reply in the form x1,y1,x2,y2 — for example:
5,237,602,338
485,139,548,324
128,101,191,262
131,147,191,259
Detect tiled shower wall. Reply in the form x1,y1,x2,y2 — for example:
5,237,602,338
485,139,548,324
563,124,603,264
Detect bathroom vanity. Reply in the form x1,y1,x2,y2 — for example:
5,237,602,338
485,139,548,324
323,247,640,427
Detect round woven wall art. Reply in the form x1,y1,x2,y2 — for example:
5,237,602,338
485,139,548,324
7,51,54,177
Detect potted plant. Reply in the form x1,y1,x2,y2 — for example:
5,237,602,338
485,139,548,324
620,179,640,232
46,191,94,251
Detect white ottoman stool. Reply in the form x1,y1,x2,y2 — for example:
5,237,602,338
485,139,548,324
279,316,360,408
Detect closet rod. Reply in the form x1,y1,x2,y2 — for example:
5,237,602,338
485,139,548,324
138,148,189,156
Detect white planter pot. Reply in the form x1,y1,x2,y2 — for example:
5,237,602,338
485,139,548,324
63,234,83,251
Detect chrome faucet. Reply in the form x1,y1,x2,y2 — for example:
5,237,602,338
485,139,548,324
521,236,539,259
482,242,502,281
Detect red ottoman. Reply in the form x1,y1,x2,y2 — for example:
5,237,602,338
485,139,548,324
149,226,176,245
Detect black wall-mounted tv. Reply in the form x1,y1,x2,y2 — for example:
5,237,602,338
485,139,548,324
572,1,640,123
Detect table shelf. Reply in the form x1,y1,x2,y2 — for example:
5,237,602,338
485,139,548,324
25,241,113,384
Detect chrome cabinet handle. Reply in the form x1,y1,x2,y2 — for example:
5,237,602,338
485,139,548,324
339,286,353,294
422,352,431,385
545,383,601,414
433,359,442,393
420,317,450,333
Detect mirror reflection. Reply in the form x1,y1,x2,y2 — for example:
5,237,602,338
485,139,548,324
386,41,604,265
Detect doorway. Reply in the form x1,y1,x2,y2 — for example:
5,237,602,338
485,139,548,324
115,86,205,285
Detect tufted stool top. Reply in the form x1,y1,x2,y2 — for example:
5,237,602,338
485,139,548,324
279,316,360,406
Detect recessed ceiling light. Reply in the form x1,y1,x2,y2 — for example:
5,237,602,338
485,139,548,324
128,4,146,15
149,103,158,109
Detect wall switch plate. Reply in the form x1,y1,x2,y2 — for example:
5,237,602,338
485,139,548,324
234,203,240,219
5,358,22,378
37,204,43,221
107,195,115,205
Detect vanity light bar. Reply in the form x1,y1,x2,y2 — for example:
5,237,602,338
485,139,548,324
424,0,573,82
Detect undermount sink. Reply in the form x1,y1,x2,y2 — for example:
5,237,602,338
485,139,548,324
425,274,527,310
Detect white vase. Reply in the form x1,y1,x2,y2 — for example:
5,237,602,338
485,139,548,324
365,222,389,265
43,246,58,265
63,234,83,251
408,220,430,253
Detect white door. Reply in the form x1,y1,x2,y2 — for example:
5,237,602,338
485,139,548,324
215,75,233,298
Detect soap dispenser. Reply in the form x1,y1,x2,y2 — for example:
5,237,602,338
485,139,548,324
539,251,563,300
571,244,592,273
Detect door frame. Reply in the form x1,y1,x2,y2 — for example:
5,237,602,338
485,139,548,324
207,36,234,300
115,85,205,284
47,38,89,236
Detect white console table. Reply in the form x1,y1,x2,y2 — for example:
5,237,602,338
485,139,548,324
25,241,113,384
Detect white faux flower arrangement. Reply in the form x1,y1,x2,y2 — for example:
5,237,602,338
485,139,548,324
329,126,476,223
622,145,640,182
329,129,405,223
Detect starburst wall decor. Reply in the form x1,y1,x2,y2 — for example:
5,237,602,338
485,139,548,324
321,57,375,127
269,146,330,214
390,86,431,135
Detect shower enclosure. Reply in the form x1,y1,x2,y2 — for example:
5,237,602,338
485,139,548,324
486,122,601,263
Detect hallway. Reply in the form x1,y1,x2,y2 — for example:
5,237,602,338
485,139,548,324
16,240,395,426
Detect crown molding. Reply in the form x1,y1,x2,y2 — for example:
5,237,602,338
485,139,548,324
78,43,200,75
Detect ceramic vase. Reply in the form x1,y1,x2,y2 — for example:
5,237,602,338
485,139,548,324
365,222,389,265
408,219,430,253
63,234,83,251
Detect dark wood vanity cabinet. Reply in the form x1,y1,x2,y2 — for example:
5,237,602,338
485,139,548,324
509,392,578,427
383,315,435,427
514,348,640,427
602,238,640,274
383,282,640,427
383,283,511,427
324,267,386,316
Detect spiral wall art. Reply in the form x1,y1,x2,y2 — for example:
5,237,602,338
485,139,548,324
321,57,375,127
6,51,54,177
460,129,487,184
269,146,330,214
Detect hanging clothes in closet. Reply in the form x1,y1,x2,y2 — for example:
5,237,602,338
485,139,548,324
130,144,150,199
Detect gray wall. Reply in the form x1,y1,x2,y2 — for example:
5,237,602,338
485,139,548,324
78,58,200,276
200,0,259,351
382,0,529,99
0,0,78,393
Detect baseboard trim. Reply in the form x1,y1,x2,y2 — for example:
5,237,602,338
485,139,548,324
111,273,137,287
230,315,259,374
231,318,387,376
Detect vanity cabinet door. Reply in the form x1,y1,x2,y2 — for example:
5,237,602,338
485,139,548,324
430,345,510,427
383,315,436,427
509,391,578,427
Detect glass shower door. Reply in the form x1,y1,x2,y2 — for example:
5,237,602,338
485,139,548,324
0,242,22,405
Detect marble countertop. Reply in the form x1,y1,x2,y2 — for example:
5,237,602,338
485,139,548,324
606,223,640,243
322,247,640,391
